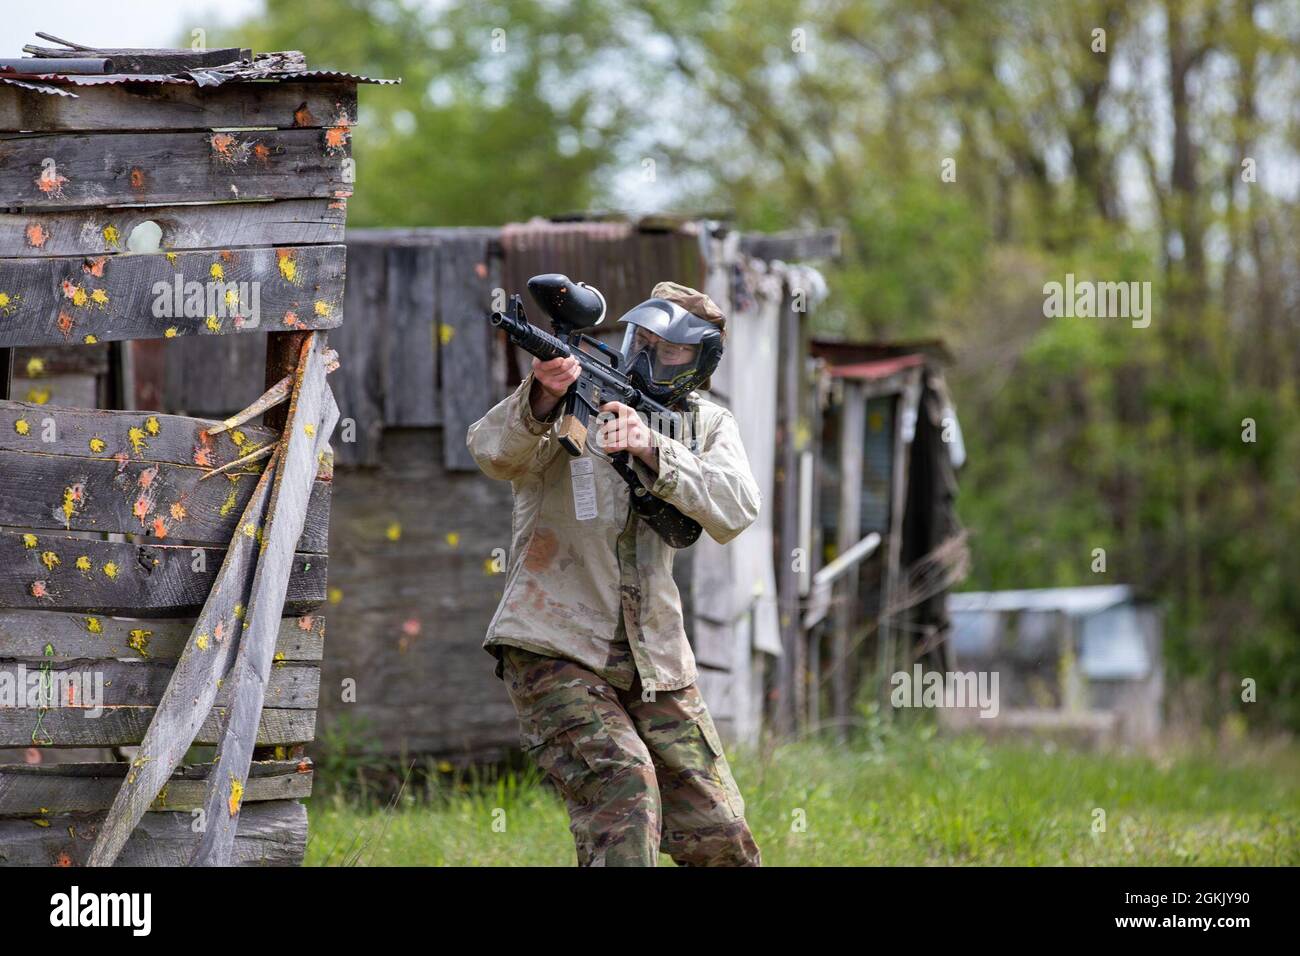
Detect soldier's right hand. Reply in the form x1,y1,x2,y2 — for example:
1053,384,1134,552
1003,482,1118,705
533,356,581,398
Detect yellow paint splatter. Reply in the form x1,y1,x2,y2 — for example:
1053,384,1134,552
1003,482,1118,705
304,422,316,437
22,534,37,549
234,603,244,619
165,251,177,262
243,521,256,538
210,263,225,280
128,629,152,656
83,334,98,344
196,633,210,651
75,556,91,572
127,426,147,454
445,531,460,547
205,314,222,333
26,387,51,405
220,486,238,518
103,562,118,580
228,776,244,816
328,586,343,605
313,300,330,318
164,327,178,338
386,522,402,541
231,430,247,447
61,486,81,527
25,357,45,376
277,252,298,283
103,225,121,248
439,324,455,345
89,288,108,308
71,286,88,308
89,437,106,453
85,616,101,634
225,288,239,309
40,551,59,571
15,419,30,436
145,416,160,437
170,502,187,521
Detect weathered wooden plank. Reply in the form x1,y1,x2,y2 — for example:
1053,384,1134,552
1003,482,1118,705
194,336,336,865
333,241,387,466
0,399,307,469
0,199,347,259
85,447,282,865
0,705,316,748
0,127,351,209
0,529,327,615
0,759,313,817
0,799,308,866
438,237,495,471
0,449,331,550
0,608,325,660
0,81,357,133
384,242,438,426
0,244,345,348
0,659,319,708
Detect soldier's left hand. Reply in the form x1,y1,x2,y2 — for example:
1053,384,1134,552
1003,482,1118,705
598,401,656,465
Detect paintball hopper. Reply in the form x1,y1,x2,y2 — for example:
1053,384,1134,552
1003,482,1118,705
527,274,607,334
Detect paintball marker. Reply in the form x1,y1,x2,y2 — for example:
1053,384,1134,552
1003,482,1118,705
489,274,703,548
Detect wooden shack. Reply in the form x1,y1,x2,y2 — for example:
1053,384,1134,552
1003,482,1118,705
0,40,392,864
145,217,839,757
796,340,969,730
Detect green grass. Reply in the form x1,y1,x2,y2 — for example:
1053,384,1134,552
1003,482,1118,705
304,723,1300,866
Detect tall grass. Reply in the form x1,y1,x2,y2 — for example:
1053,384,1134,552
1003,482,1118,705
304,720,1299,866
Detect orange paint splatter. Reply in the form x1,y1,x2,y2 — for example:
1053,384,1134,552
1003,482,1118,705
293,103,316,127
193,430,214,468
138,466,158,489
83,256,107,277
170,502,187,521
253,142,271,164
36,169,68,197
57,310,75,340
151,516,168,539
129,167,146,191
297,614,315,632
324,127,349,150
30,581,48,599
283,310,300,328
25,222,48,248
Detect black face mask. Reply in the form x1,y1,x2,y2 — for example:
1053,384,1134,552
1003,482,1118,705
617,299,725,405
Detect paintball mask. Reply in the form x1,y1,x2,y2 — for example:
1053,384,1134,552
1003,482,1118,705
617,298,724,405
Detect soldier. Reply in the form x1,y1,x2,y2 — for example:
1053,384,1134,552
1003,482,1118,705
467,281,762,866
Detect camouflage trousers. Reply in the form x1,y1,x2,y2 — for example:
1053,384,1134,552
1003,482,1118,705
500,645,761,867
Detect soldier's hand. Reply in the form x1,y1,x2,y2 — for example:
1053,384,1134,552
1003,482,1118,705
598,401,657,466
533,356,581,398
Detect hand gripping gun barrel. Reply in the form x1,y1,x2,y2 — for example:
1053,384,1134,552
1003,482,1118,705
489,274,703,548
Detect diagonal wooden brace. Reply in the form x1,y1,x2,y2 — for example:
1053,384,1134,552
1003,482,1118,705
190,334,339,866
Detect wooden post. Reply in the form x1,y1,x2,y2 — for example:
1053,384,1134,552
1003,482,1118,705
878,369,922,707
775,285,802,736
832,381,865,739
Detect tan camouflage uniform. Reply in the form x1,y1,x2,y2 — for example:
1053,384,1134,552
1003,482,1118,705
466,287,761,866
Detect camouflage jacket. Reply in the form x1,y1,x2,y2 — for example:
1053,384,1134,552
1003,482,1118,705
467,373,761,692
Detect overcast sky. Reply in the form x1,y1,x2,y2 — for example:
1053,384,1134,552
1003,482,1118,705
1,0,263,55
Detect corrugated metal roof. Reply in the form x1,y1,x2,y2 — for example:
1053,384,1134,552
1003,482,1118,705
947,585,1134,615
828,353,926,381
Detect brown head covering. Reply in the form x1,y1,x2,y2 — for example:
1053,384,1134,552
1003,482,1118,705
651,281,726,341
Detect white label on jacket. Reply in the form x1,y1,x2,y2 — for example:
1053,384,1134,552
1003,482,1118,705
570,456,598,520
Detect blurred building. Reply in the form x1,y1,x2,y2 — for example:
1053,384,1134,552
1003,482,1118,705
944,585,1164,747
